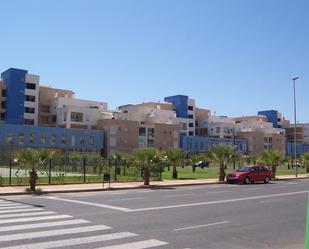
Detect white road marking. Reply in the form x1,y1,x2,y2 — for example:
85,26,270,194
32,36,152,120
0,219,90,232
107,197,145,202
286,182,299,185
163,194,194,198
0,211,56,219
0,224,111,242
127,190,309,212
3,232,137,249
94,239,168,249
0,205,30,210
260,199,285,203
0,203,26,207
174,220,230,231
0,214,72,224
207,190,233,194
0,207,43,214
45,196,131,212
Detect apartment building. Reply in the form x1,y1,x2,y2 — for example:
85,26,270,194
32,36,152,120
258,110,283,128
164,95,196,136
51,97,109,129
233,116,285,155
38,86,75,126
1,68,40,125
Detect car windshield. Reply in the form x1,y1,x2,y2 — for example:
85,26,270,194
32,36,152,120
236,166,251,172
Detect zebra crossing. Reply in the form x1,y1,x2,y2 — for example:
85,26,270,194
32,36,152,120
0,199,168,249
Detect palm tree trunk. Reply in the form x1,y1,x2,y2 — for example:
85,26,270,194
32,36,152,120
144,166,150,185
307,165,309,173
172,164,178,179
219,164,225,181
271,165,276,180
29,170,37,191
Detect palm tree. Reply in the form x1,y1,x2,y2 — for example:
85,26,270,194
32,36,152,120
300,153,309,173
16,149,52,191
165,148,185,179
209,144,234,181
132,148,160,185
260,149,285,180
190,154,206,172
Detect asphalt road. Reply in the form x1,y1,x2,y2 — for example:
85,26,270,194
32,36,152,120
0,179,308,249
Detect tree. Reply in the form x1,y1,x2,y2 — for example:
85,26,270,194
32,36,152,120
260,149,285,180
300,153,309,173
165,148,185,179
15,149,55,191
209,144,234,181
132,148,161,185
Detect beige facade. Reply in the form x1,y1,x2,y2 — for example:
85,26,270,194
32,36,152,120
237,131,285,155
39,86,75,126
153,123,180,150
97,119,139,157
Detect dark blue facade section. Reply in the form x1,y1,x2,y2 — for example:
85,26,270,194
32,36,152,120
0,124,104,152
164,95,188,118
1,68,27,125
180,135,248,154
286,142,309,156
258,110,279,128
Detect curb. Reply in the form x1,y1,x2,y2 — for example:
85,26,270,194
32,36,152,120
0,176,308,196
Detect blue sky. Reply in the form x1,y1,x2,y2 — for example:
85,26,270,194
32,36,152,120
1,0,308,122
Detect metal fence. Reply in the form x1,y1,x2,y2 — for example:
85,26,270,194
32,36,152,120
0,157,163,186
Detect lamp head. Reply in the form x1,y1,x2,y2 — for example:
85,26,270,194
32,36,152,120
292,76,299,81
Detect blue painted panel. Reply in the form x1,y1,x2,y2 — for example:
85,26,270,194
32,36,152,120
180,135,248,154
286,142,309,155
0,124,104,151
1,68,27,125
164,95,188,118
258,110,279,128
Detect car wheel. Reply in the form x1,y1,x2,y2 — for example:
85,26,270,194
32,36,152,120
244,177,251,184
264,176,270,184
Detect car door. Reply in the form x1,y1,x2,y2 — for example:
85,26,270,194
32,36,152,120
249,167,259,182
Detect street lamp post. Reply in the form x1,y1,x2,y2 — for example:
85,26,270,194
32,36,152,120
292,76,299,177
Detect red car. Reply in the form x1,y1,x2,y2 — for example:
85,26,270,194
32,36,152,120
226,165,272,184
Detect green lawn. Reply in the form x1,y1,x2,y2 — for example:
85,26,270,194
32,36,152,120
0,166,307,186
161,166,308,180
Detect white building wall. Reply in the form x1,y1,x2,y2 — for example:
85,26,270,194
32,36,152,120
24,74,39,125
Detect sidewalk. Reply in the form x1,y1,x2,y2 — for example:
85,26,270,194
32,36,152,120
0,174,308,196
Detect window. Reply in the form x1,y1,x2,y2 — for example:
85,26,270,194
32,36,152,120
110,126,117,135
89,136,94,145
188,114,194,119
40,135,46,145
80,136,84,145
26,83,36,90
18,133,24,145
189,123,194,128
1,89,6,97
0,113,5,120
189,131,194,136
71,112,83,122
71,136,76,146
6,133,13,144
24,119,34,125
61,135,66,145
25,95,35,102
139,127,146,136
216,127,220,134
1,101,6,109
29,133,35,144
188,106,194,111
25,107,35,113
51,135,56,145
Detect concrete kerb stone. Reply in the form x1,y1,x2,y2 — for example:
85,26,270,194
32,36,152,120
0,175,308,196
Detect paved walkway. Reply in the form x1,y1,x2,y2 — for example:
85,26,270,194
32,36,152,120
0,174,308,196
